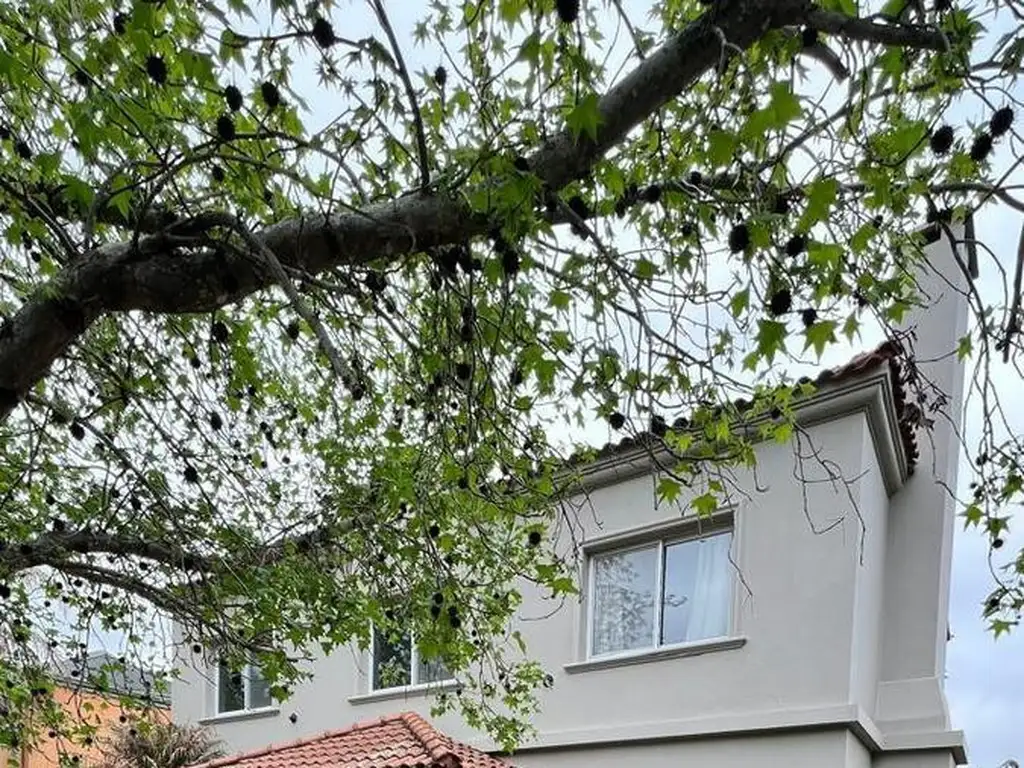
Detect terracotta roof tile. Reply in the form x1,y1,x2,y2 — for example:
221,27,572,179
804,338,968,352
189,712,511,768
576,340,920,473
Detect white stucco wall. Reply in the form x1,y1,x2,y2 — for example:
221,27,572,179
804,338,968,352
173,413,897,753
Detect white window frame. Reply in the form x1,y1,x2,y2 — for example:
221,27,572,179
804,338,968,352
584,526,734,661
215,661,273,714
367,624,454,693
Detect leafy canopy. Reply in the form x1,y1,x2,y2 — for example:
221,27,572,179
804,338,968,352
0,0,1022,756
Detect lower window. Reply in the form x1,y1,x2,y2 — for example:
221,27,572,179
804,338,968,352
588,528,733,657
371,626,450,691
217,661,273,713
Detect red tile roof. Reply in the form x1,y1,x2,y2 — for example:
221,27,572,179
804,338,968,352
189,712,511,768
577,339,921,473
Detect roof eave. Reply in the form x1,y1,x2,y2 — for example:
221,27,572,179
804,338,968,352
566,367,911,498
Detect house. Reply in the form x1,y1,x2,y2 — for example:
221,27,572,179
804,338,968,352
188,711,511,768
172,222,969,768
1,652,170,768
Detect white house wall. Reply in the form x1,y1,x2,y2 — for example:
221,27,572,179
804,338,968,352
172,411,891,756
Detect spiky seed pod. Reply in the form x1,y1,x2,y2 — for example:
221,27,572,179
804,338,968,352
990,107,1014,138
769,288,792,316
555,0,580,24
728,223,750,253
970,132,993,162
929,124,954,155
311,17,336,48
224,85,243,112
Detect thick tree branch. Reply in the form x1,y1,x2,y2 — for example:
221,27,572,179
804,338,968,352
0,499,376,582
0,0,914,423
807,9,948,51
0,529,219,576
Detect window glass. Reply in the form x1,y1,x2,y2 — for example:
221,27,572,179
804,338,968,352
416,654,449,684
372,628,412,690
217,662,244,713
248,665,273,709
590,545,658,655
661,532,733,644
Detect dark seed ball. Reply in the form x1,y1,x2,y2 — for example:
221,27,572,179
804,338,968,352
990,106,1014,138
145,55,166,85
769,288,792,316
929,124,954,155
224,85,243,112
261,81,281,110
311,17,336,48
216,114,235,142
555,0,580,24
970,131,993,162
728,223,750,253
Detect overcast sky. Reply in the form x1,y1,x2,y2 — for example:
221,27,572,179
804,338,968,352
67,1,1023,764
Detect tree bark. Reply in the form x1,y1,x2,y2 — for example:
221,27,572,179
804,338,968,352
0,0,946,423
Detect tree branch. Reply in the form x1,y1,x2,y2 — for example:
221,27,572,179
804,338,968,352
807,9,948,51
0,529,219,576
371,0,432,190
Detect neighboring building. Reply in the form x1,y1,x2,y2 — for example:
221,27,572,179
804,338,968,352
189,711,511,768
172,224,970,768
3,652,169,768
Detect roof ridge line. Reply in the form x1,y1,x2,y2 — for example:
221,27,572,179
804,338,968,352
190,712,412,768
399,711,461,767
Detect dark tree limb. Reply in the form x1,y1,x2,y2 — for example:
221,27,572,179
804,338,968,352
807,8,949,50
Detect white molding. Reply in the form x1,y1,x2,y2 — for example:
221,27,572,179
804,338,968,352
467,703,966,765
564,636,746,673
348,679,460,705
199,706,279,725
570,371,909,497
884,728,968,757
581,508,736,553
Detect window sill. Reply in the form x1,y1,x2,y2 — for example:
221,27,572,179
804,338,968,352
199,706,280,725
348,680,460,705
564,636,746,674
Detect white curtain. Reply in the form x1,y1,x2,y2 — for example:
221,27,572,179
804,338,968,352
680,532,732,641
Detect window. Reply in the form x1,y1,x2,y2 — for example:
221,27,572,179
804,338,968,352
588,529,733,657
370,625,450,691
217,661,273,713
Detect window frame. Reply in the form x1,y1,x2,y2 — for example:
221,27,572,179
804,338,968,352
584,523,735,661
214,661,273,715
367,624,454,693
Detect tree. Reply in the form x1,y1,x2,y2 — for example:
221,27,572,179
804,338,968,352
0,0,1021,754
98,722,225,768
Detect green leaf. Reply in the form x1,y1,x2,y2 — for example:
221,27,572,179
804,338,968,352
799,178,839,230
707,130,737,168
730,287,750,319
963,504,983,528
755,319,788,363
565,93,602,143
657,476,682,503
957,334,973,360
691,492,718,517
803,320,837,359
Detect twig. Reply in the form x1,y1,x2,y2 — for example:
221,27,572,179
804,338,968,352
370,0,431,189
1003,219,1024,362
226,218,356,386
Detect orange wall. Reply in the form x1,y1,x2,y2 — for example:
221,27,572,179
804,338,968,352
13,687,168,768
